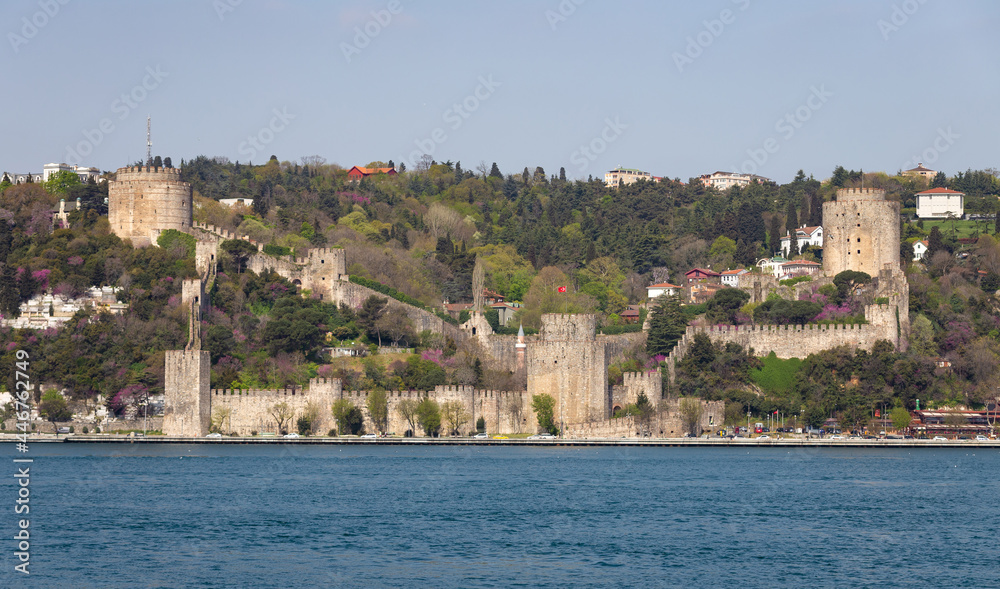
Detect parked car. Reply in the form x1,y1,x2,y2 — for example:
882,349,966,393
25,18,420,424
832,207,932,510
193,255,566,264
57,427,71,434
932,436,947,441
492,435,509,440
975,435,989,441
829,435,845,440
473,433,490,439
360,433,377,439
757,435,770,440
283,433,300,439
205,432,223,438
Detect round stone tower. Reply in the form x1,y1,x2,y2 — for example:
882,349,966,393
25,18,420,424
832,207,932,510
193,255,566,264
822,188,899,277
108,165,192,247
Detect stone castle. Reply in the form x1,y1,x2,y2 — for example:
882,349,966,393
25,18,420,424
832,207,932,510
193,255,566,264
117,169,901,438
666,187,910,382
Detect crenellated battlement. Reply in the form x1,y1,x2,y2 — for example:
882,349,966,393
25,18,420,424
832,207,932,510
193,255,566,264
540,313,598,342
114,165,184,178
835,187,886,200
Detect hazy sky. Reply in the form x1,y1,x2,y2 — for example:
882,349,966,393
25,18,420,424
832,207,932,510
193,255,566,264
3,0,998,183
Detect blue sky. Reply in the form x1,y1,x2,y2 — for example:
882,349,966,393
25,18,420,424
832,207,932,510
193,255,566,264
3,0,998,183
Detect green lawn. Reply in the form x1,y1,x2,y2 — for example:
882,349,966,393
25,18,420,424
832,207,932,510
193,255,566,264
914,218,994,239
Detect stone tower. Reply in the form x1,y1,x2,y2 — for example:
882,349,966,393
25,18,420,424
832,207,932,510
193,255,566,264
163,350,211,437
527,314,608,428
108,165,192,247
822,188,899,277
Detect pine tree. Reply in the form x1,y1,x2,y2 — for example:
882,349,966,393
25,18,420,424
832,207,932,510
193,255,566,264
489,162,502,178
559,167,566,181
0,264,20,317
646,295,688,356
768,215,781,256
785,201,798,236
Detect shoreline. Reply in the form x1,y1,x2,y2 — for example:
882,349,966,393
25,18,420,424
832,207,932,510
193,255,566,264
5,434,999,448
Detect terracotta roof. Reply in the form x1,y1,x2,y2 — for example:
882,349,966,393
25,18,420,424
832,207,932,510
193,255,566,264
721,269,748,275
783,260,820,266
648,282,680,288
915,187,964,195
686,268,721,277
906,164,934,172
348,166,397,176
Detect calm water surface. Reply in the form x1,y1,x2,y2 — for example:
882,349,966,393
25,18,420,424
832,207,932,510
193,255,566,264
1,443,996,588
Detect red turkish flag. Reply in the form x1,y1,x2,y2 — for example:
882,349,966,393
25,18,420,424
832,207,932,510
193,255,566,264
557,286,567,293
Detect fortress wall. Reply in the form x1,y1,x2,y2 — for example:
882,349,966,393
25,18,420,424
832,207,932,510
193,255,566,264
211,377,342,435
611,371,662,411
330,280,465,342
602,332,646,363
562,398,723,439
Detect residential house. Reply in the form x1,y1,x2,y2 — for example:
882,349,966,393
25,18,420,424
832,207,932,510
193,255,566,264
491,302,518,326
779,259,821,279
915,187,964,219
684,268,721,285
780,225,823,256
698,171,771,191
903,163,935,183
604,167,657,188
689,282,725,304
43,162,101,183
620,305,641,324
646,282,681,299
346,166,397,182
756,256,789,277
912,240,928,261
720,268,749,287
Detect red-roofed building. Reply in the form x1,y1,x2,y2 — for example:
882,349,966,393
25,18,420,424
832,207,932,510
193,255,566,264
685,268,721,285
912,239,929,261
903,163,935,182
347,166,397,182
779,259,821,279
915,187,964,219
720,268,749,287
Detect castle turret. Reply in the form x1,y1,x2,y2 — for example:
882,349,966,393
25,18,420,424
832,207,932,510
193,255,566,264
822,188,899,278
108,166,191,247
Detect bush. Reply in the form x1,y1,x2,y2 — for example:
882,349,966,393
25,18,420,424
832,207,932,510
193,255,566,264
94,427,100,434
69,426,74,433
250,430,258,436
779,275,812,287
82,426,88,434
598,324,642,335
156,229,196,258
328,428,337,437
264,244,292,257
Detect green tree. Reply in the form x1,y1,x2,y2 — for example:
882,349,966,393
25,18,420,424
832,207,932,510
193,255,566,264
416,397,441,436
706,288,750,324
366,389,389,434
646,294,688,356
926,226,947,259
43,170,82,195
220,239,258,273
441,400,468,436
358,295,389,346
39,390,72,432
0,264,20,317
891,406,912,432
531,393,557,435
476,416,486,433
768,215,782,255
332,399,358,435
489,162,502,179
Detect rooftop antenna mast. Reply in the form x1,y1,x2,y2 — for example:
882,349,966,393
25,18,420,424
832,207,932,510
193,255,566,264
146,115,152,166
